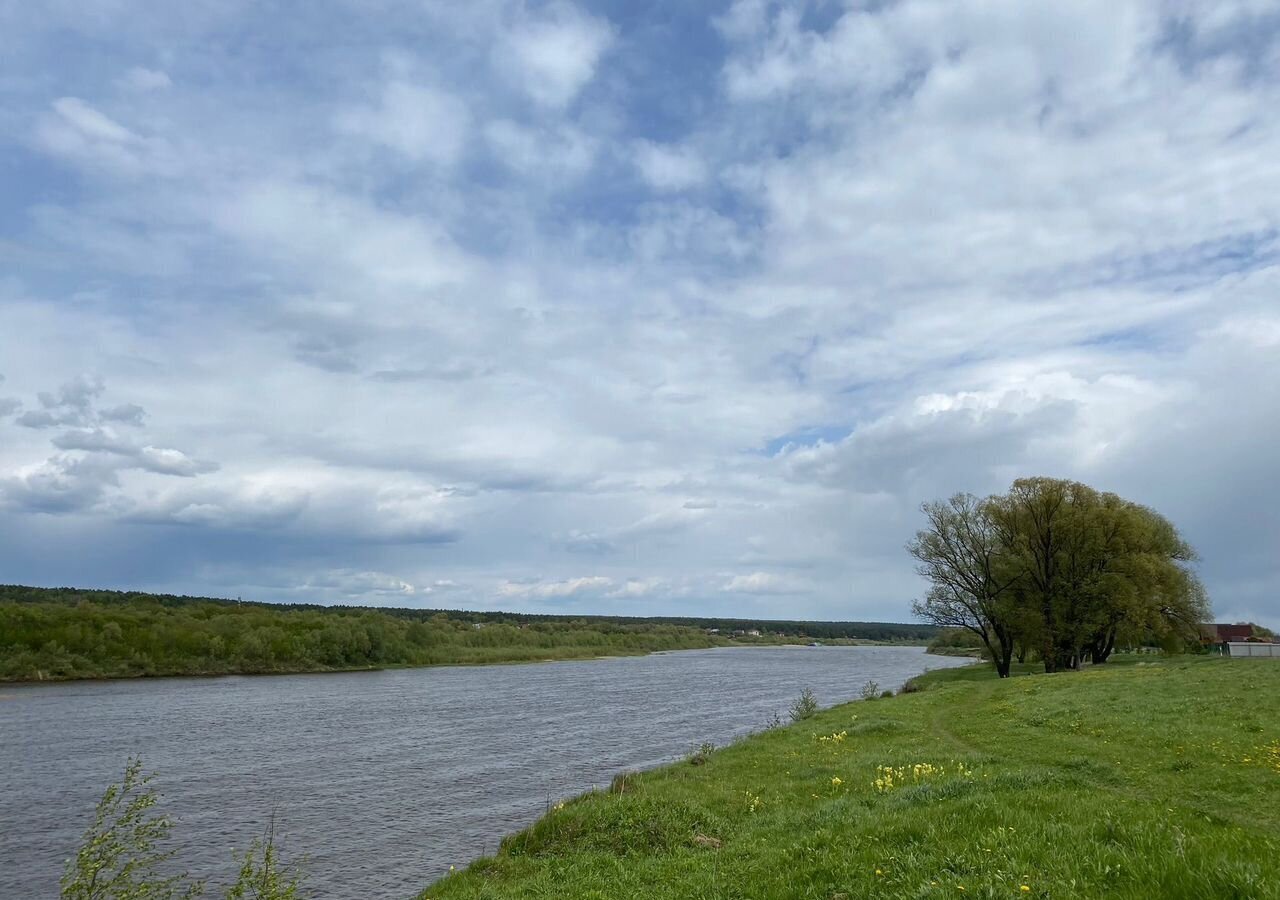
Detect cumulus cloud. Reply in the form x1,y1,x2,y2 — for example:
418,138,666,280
0,454,120,514
632,141,707,192
1,2,1278,625
0,378,219,514
335,73,470,165
496,3,615,107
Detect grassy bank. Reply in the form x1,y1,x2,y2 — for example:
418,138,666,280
421,656,1280,899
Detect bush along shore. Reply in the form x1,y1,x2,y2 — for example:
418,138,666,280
419,655,1280,900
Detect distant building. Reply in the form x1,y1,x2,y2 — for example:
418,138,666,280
746,629,761,637
1200,623,1257,644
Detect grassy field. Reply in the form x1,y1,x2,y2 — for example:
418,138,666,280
419,655,1280,899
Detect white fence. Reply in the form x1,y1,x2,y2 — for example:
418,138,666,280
1224,642,1280,658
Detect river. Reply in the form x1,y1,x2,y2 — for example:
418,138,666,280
0,645,969,898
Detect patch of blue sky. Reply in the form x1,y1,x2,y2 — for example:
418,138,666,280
592,1,734,142
0,151,85,234
759,424,850,457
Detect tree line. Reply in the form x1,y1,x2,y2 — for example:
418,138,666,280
0,585,939,641
909,477,1208,677
0,584,938,681
0,593,717,681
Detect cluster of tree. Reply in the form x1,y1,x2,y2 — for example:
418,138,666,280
908,477,1209,677
0,585,938,642
628,616,939,642
0,592,720,682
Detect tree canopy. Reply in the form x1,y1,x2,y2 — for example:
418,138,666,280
909,477,1208,677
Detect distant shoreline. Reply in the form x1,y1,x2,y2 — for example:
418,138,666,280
1,640,937,686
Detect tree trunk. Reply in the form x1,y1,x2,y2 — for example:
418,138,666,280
997,642,1013,678
1087,626,1117,664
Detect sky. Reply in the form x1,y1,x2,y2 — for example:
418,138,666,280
0,1,1277,625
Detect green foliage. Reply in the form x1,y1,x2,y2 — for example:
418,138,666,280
224,822,302,900
65,761,303,900
0,586,717,681
926,627,986,656
0,584,939,681
788,687,818,722
61,759,202,900
909,478,1209,677
420,657,1280,900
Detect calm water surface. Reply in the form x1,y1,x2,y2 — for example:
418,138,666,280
0,646,969,899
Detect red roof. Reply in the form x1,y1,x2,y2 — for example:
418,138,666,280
1209,623,1255,641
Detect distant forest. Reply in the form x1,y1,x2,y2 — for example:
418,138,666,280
0,585,938,682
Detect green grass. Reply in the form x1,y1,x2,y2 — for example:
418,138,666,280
419,656,1280,899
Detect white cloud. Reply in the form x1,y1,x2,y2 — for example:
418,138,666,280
498,576,613,599
117,66,171,92
722,571,810,595
497,3,615,108
336,79,470,165
632,141,707,191
36,98,155,175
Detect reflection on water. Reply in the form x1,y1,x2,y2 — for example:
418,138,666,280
0,645,968,899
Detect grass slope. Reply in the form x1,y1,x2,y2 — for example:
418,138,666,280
421,656,1280,899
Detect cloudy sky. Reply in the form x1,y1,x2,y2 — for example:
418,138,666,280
1,1,1277,625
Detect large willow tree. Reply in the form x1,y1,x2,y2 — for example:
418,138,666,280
909,477,1208,677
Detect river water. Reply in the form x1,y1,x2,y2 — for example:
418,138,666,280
0,645,968,899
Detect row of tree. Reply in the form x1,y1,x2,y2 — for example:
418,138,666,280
909,477,1208,677
0,596,720,681
0,584,938,643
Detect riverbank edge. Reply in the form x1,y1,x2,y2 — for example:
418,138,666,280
417,654,1278,899
417,656,984,896
0,638,938,685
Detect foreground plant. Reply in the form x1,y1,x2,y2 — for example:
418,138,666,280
63,760,305,900
225,819,303,900
789,687,818,722
61,758,202,900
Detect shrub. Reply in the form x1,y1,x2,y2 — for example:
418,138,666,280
900,678,924,694
860,680,881,700
63,758,303,900
688,742,716,766
789,687,819,722
61,758,202,900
